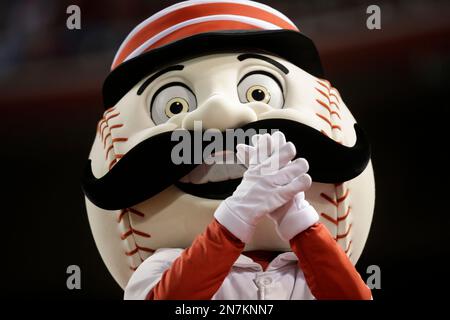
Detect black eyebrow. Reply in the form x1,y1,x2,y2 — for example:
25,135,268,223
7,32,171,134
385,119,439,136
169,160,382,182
137,65,184,95
237,53,289,74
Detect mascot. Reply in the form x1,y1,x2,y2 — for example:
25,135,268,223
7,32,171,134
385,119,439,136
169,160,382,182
82,0,375,300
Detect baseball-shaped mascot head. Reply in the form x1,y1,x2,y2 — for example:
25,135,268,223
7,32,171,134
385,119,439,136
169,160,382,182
82,0,375,289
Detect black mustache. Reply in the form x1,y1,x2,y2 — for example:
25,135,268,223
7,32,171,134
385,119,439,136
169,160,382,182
81,119,370,210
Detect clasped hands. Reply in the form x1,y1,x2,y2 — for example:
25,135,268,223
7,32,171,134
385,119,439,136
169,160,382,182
214,131,319,243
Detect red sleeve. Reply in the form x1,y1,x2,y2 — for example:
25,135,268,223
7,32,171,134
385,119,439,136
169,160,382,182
290,223,372,300
146,219,244,300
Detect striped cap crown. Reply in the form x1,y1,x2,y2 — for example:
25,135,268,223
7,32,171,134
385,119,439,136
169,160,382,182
111,0,299,70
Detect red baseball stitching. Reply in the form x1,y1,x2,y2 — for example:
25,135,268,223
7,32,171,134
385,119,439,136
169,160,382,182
316,98,332,114
97,107,116,133
107,151,124,170
315,113,342,131
97,110,156,271
336,223,352,240
105,145,114,160
103,133,111,147
117,208,146,223
329,92,340,102
99,112,120,129
317,79,342,100
319,188,352,245
103,125,124,147
320,189,350,207
100,112,121,136
125,243,155,256
316,79,341,110
316,80,329,90
105,138,129,160
108,154,124,170
104,106,117,116
117,208,145,222
99,113,120,140
320,206,351,226
120,207,155,263
316,99,341,119
128,207,146,217
315,78,353,253
330,111,341,119
100,111,129,169
345,240,353,254
121,226,151,240
316,87,330,101
109,124,124,130
101,124,109,140
314,81,342,138
108,158,117,170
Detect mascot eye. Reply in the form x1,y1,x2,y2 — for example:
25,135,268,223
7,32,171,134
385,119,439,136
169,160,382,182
165,97,189,117
150,82,197,124
246,85,271,104
237,71,284,108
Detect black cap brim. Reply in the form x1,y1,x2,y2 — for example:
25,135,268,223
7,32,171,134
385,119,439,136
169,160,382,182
103,29,323,107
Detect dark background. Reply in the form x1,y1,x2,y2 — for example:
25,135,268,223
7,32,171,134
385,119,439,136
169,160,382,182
1,0,449,300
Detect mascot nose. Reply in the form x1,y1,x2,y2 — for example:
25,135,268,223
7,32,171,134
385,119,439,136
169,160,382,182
182,95,257,131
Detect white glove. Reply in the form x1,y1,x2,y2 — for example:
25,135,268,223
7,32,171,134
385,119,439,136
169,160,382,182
233,131,319,241
214,133,311,243
269,192,319,241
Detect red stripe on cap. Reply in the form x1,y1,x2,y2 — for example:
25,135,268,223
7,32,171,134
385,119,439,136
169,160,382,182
112,2,297,69
143,20,263,54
